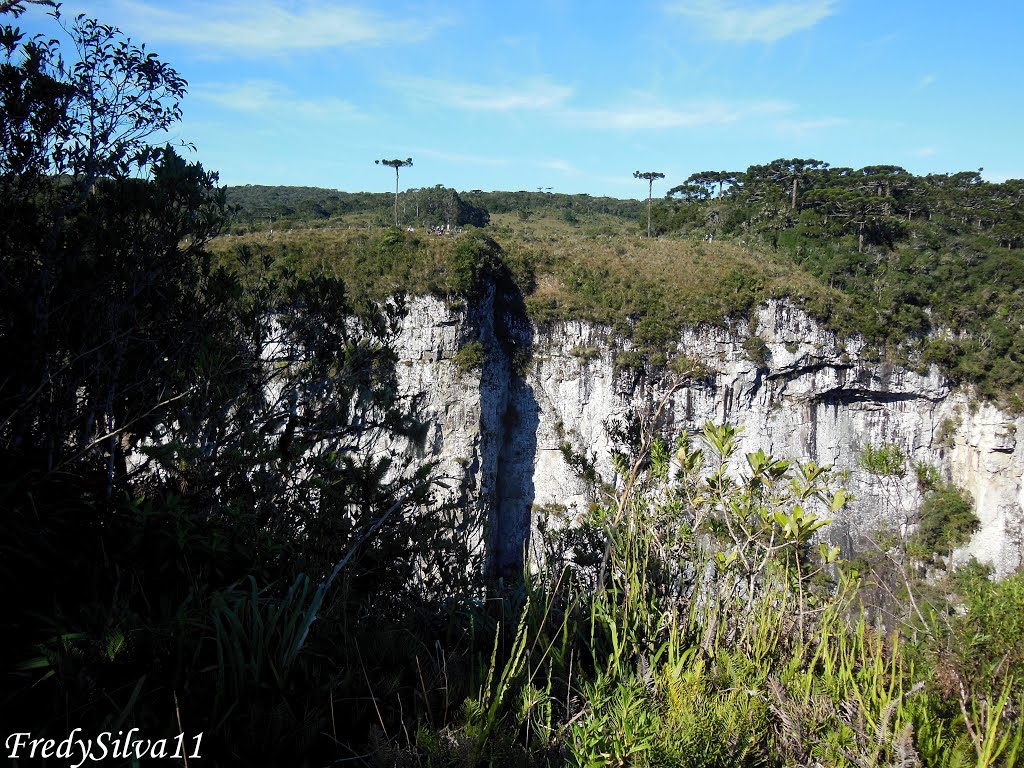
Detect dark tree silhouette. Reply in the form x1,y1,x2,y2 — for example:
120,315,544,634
0,0,55,16
667,182,710,202
376,157,413,226
685,170,738,199
634,170,665,237
746,158,829,210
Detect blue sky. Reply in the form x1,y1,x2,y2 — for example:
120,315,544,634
19,0,1024,198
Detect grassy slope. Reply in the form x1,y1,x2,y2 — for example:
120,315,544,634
211,209,852,358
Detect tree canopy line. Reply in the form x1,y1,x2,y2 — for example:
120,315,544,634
3,4,1023,765
222,184,643,232
658,158,1024,252
224,182,491,232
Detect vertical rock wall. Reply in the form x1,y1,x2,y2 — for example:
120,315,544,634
393,295,1024,577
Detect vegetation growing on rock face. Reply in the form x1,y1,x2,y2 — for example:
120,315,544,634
212,223,844,378
910,474,980,563
860,442,909,478
453,340,487,372
742,334,771,368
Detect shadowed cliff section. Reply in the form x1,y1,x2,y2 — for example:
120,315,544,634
491,287,538,577
452,234,538,578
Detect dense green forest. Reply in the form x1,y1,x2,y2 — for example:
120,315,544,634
224,185,645,233
2,4,1022,767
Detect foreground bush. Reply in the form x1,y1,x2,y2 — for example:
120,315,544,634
386,419,1022,767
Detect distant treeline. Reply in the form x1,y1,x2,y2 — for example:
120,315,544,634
655,160,1024,250
224,184,645,230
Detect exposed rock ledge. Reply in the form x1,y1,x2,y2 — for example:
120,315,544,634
392,294,1024,578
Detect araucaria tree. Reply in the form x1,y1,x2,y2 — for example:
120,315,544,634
634,170,665,237
376,157,413,226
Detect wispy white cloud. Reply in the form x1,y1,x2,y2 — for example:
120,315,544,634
563,99,789,130
918,74,937,88
414,148,511,167
664,0,838,43
539,159,580,174
564,104,738,129
774,115,846,137
194,80,364,121
108,0,450,54
392,74,798,136
912,145,939,157
393,76,572,111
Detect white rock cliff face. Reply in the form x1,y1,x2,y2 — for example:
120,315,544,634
392,293,1024,577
